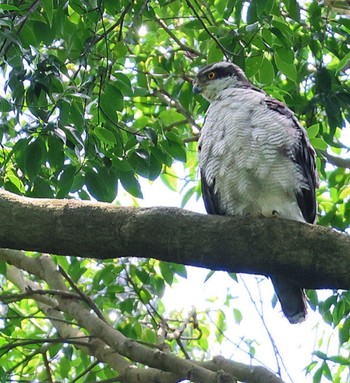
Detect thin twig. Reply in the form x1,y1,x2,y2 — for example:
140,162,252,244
193,0,215,25
0,336,92,357
184,134,200,143
58,266,108,323
0,288,81,303
84,1,134,52
153,88,201,133
185,0,235,59
42,351,54,383
240,276,294,383
155,16,203,57
70,361,100,383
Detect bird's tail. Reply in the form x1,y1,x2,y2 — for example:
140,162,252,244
270,276,307,324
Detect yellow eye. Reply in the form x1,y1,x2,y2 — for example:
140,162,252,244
207,71,216,80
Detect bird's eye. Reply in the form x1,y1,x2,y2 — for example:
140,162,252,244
207,72,216,80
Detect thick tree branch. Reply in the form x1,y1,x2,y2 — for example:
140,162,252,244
0,190,349,289
320,150,350,168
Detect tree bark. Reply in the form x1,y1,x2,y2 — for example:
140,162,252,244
0,190,349,289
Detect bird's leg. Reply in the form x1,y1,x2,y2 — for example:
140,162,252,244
272,210,280,217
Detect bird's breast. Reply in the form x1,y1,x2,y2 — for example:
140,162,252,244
199,90,306,221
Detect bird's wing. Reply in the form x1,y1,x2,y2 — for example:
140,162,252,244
200,168,224,215
198,100,235,216
265,97,318,224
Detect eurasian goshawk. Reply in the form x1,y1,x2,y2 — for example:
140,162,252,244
193,61,318,324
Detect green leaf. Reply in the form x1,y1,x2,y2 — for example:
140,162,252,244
0,260,7,276
161,138,187,163
5,173,25,194
0,97,11,112
85,169,117,202
181,186,196,208
31,177,54,198
274,51,297,82
339,316,350,346
114,41,128,59
42,0,53,27
115,72,133,97
228,273,238,282
160,172,178,192
255,57,274,85
47,135,64,170
69,101,85,132
94,126,117,145
119,298,135,314
68,258,87,283
245,54,264,77
313,351,328,360
112,157,133,171
208,42,224,63
170,263,187,278
313,366,323,383
214,0,227,14
256,0,274,15
60,357,71,377
0,4,21,11
48,343,62,359
100,84,123,123
321,361,333,380
158,110,184,126
285,0,300,21
120,171,143,198
143,327,158,344
247,0,258,23
159,262,174,285
310,137,327,150
233,308,243,324
145,127,158,145
153,275,166,296
307,124,319,139
57,166,76,198
215,309,226,341
336,52,350,74
271,19,293,46
328,355,350,365
204,270,216,283
18,23,38,48
128,150,162,180
339,186,350,200
24,138,44,180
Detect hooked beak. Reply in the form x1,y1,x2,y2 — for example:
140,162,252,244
192,82,202,94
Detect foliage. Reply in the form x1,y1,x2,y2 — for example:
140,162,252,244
0,0,349,382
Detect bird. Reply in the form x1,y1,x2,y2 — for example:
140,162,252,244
193,61,318,324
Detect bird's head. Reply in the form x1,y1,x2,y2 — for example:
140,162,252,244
193,62,250,102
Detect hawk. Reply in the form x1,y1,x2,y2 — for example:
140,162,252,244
193,62,318,324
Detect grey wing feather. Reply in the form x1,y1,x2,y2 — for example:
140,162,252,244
200,169,225,215
265,98,318,224
292,125,318,224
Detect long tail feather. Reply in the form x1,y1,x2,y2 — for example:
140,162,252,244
270,276,307,324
